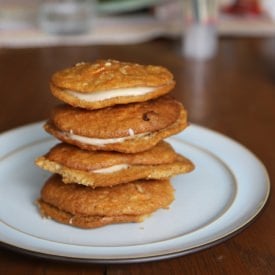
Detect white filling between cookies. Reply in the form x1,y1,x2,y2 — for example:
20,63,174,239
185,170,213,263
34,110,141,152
92,164,129,174
65,87,156,102
65,131,150,146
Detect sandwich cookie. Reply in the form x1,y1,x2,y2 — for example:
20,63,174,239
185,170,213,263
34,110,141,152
44,96,188,153
37,174,174,229
50,59,175,109
35,141,195,188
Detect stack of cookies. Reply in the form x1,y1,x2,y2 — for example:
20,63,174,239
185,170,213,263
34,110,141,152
35,59,194,229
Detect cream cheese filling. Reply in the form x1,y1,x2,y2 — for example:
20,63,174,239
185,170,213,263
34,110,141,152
92,164,129,174
64,131,150,146
65,86,156,102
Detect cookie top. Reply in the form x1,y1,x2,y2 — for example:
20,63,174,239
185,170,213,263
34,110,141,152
51,59,174,92
50,59,175,109
40,175,174,217
46,96,183,139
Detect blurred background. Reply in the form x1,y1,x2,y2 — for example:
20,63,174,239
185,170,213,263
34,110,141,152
0,0,275,48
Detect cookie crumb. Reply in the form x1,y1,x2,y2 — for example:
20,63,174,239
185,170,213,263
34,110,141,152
136,184,144,193
128,128,135,136
75,62,85,66
120,67,128,74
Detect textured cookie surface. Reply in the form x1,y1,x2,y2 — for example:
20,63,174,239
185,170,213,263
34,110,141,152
35,141,195,187
50,59,175,109
44,96,188,153
37,175,174,228
46,96,182,138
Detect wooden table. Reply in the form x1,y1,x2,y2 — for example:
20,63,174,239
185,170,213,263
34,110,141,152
0,37,274,274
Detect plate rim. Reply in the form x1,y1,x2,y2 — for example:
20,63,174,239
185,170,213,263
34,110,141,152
0,121,271,263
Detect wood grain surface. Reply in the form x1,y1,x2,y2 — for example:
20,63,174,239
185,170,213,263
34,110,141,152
0,37,274,275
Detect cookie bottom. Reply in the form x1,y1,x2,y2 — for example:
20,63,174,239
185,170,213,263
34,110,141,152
51,82,175,110
38,200,147,229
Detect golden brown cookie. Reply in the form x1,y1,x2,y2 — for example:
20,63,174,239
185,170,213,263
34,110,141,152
50,59,175,109
35,141,195,188
37,175,174,229
44,96,188,153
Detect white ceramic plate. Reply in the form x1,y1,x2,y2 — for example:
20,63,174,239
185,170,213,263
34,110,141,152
0,122,270,263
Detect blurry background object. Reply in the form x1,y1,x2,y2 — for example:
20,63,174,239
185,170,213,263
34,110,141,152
183,0,219,60
221,0,262,16
261,0,275,21
38,0,97,35
97,0,159,14
1,0,275,48
0,0,38,30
